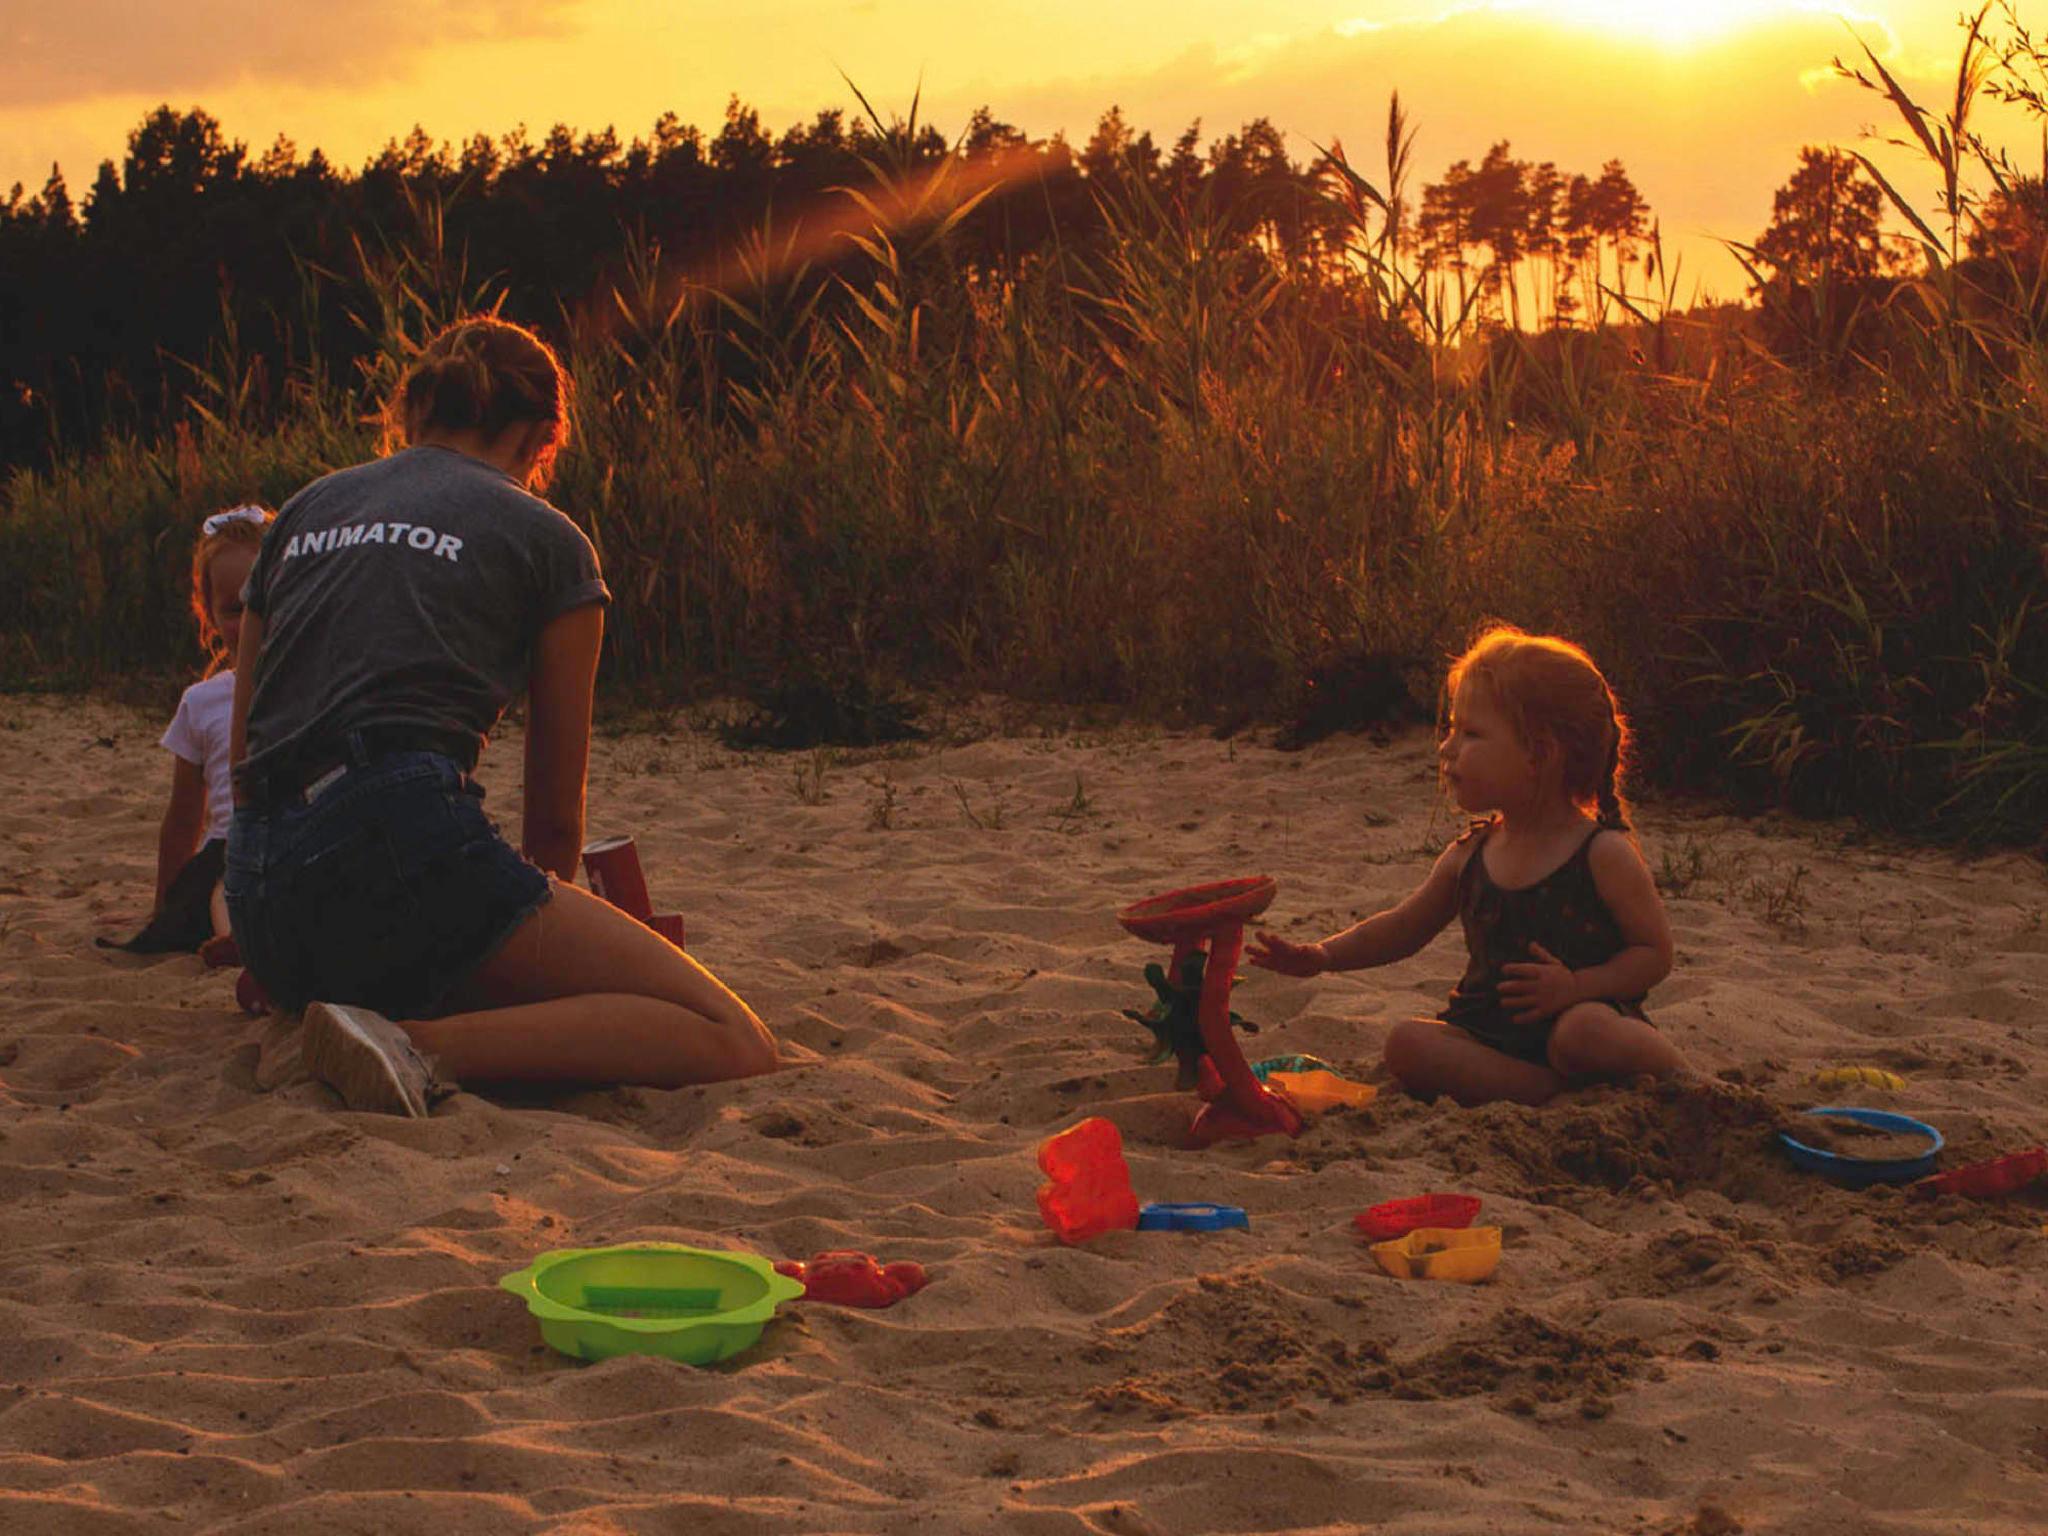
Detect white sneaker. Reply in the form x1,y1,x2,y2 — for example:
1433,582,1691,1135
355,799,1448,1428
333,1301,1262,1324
300,1002,443,1118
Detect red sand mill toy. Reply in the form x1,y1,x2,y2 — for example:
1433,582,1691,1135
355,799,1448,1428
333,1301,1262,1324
1117,877,1304,1149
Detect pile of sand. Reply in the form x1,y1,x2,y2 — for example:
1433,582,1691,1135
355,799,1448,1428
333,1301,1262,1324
2,696,2044,1533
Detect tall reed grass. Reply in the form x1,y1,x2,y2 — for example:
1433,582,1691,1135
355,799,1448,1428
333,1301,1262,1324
3,48,2044,843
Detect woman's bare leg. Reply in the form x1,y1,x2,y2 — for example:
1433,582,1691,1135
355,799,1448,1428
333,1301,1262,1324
1382,1017,1565,1107
406,881,776,1086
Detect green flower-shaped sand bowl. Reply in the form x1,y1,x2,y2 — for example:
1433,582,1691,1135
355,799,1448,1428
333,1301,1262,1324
500,1243,804,1364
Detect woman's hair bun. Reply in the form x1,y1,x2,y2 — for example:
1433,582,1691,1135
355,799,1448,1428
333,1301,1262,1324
394,316,572,454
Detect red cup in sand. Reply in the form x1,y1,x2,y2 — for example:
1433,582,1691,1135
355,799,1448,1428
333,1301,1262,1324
646,913,686,948
582,835,653,921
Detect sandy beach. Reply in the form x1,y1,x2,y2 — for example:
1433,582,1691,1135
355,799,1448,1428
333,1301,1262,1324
3,694,2045,1535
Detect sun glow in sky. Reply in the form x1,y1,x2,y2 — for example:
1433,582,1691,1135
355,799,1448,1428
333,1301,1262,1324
1515,0,1836,48
0,0,2027,302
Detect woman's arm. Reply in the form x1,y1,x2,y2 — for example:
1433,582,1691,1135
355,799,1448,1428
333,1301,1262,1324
522,603,604,881
154,756,207,907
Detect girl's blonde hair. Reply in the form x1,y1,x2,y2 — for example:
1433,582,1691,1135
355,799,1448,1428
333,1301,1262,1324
1447,624,1633,828
389,316,573,489
190,505,273,671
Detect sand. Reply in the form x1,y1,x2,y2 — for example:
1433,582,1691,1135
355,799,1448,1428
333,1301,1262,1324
3,695,2045,1535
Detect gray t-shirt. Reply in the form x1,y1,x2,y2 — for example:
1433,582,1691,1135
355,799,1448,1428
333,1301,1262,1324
239,444,609,787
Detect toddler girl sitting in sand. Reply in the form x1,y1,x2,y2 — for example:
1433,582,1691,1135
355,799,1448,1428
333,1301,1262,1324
1248,625,1685,1106
102,505,271,957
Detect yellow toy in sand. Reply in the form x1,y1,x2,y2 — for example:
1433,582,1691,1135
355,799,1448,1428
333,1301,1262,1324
1812,1066,1906,1093
1371,1226,1502,1283
1266,1069,1378,1113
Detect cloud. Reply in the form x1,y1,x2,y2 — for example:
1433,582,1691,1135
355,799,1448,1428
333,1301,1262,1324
0,0,581,108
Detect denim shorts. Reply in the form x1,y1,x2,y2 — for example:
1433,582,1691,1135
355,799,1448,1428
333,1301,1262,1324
224,752,550,1020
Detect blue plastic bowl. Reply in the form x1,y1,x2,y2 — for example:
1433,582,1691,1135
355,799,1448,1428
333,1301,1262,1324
1779,1107,1943,1188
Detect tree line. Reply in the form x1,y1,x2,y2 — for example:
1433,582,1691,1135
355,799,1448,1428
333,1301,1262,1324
5,94,2009,476
0,99,1659,473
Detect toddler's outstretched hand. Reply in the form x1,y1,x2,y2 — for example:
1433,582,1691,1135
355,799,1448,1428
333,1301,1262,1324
1246,931,1328,977
1499,941,1578,1024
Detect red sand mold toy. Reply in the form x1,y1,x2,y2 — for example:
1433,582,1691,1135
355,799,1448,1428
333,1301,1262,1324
582,835,687,948
1118,877,1303,1149
1354,1193,1482,1242
1037,1117,1141,1243
775,1251,929,1308
1913,1146,2047,1199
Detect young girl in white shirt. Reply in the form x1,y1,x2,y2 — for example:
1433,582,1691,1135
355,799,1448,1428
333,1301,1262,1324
104,505,271,955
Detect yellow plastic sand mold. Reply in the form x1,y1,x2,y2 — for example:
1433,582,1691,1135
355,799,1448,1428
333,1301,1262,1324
1266,1069,1378,1113
1812,1066,1905,1093
1371,1225,1502,1283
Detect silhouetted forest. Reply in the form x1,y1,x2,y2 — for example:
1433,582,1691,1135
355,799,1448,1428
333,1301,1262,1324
0,98,1663,474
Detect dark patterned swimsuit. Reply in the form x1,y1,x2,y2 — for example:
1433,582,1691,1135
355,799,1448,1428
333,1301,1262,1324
1438,820,1649,1067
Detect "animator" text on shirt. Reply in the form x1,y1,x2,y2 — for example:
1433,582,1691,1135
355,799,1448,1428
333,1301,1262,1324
281,522,463,561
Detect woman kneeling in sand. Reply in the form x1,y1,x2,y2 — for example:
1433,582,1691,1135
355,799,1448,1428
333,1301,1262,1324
225,317,776,1116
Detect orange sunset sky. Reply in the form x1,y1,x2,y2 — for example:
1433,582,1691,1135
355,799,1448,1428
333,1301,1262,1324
3,1,2035,301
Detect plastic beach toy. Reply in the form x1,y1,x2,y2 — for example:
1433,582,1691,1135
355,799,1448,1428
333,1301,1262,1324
1118,877,1303,1149
581,835,687,949
581,835,653,918
1249,1054,1334,1081
1354,1193,1482,1243
1266,1069,1378,1113
1137,1202,1250,1233
233,969,271,1017
1036,1117,1141,1244
1778,1108,1943,1188
774,1251,929,1307
1913,1146,2047,1200
499,1243,803,1364
1371,1226,1502,1283
1812,1066,1906,1094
